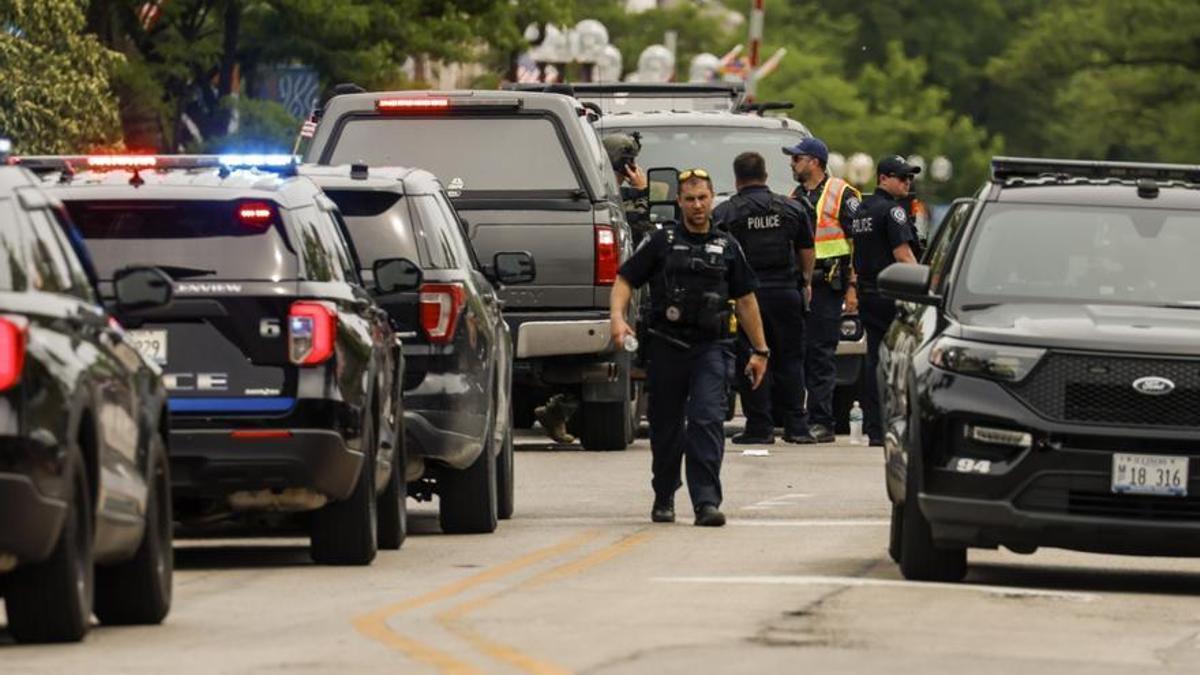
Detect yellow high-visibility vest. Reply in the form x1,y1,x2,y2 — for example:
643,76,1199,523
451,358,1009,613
814,176,858,259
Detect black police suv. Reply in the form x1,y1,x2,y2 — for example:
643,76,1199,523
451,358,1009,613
0,165,173,643
302,165,535,533
24,154,409,565
878,157,1200,581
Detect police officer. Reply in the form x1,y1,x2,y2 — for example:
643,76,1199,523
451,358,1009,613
536,132,652,444
849,155,919,447
713,152,815,445
603,132,652,242
783,137,861,443
610,168,769,527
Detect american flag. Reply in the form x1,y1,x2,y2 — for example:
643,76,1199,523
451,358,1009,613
138,1,164,31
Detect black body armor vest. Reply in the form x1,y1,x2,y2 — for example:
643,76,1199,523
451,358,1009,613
649,226,733,344
723,192,796,280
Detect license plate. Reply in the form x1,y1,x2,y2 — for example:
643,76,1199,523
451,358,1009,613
127,329,168,365
1111,453,1189,497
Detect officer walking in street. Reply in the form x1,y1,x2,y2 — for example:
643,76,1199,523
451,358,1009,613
713,152,815,445
535,131,652,444
849,156,919,446
610,169,770,527
784,137,861,443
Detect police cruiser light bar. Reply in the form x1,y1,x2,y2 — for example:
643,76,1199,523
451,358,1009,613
12,153,299,176
991,156,1200,184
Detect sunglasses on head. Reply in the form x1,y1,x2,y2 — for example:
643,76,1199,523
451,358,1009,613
678,168,711,181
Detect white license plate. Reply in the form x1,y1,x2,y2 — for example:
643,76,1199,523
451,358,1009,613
1111,453,1189,497
127,329,168,365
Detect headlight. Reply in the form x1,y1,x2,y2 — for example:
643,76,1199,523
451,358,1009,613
928,337,1045,382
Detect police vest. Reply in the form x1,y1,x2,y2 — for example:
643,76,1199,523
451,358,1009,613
650,226,733,343
814,177,857,259
723,192,796,277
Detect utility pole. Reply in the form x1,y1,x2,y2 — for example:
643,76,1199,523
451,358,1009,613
747,0,765,98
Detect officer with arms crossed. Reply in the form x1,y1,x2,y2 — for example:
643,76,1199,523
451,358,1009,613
535,132,652,444
610,169,770,527
713,152,815,445
784,137,861,443
850,155,919,447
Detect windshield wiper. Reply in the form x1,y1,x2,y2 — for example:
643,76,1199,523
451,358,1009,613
958,302,1001,311
155,265,217,279
1158,303,1200,310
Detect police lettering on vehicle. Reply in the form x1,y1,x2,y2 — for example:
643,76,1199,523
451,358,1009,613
163,372,230,391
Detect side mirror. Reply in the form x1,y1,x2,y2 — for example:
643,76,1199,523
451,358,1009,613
878,263,939,305
373,257,423,294
492,251,536,285
113,267,173,311
646,166,679,204
649,203,680,227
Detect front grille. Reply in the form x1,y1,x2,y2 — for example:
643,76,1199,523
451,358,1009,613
1017,474,1200,522
1008,352,1200,428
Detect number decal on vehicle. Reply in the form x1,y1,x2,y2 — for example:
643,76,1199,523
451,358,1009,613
260,318,282,338
954,458,992,474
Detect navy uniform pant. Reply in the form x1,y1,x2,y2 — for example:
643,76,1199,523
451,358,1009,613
859,292,897,444
647,337,733,510
804,280,845,429
738,286,807,437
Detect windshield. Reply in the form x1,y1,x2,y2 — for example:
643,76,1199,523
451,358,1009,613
956,203,1200,308
323,116,581,193
603,125,808,196
65,200,298,281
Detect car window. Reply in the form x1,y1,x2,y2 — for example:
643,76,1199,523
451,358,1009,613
67,199,298,281
318,209,360,283
325,116,581,192
0,199,29,292
291,205,342,282
26,208,75,293
926,201,972,292
410,195,459,270
433,192,479,270
958,204,1200,307
322,189,426,269
578,116,618,195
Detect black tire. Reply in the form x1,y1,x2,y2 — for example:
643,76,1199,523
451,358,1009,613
6,450,93,643
497,422,515,520
311,424,378,565
376,437,407,551
439,437,498,534
898,469,967,582
578,400,632,451
888,502,903,564
95,434,173,625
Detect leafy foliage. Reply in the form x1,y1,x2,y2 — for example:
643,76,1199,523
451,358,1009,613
0,0,123,153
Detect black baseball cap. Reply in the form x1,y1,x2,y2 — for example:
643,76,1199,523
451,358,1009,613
877,155,921,178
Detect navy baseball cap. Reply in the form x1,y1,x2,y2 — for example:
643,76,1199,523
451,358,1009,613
782,137,829,164
877,155,922,178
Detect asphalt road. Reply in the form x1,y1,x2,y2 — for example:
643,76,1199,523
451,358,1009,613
5,426,1200,673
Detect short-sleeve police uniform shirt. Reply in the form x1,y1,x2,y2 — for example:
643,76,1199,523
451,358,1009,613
712,185,813,288
849,190,915,284
619,224,758,300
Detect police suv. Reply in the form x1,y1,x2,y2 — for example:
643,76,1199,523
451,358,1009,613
19,154,409,565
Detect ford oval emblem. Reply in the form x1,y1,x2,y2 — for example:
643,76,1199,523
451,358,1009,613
1132,376,1175,396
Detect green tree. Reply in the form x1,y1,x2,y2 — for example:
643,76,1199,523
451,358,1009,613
0,0,123,153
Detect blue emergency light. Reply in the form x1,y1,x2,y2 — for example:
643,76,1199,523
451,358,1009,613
218,154,298,169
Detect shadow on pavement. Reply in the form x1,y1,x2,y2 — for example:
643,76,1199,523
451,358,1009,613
968,562,1200,596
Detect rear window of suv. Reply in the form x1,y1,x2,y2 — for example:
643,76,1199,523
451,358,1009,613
325,117,581,192
65,200,298,281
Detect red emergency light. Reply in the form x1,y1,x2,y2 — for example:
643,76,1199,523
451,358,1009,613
375,98,451,113
86,155,158,169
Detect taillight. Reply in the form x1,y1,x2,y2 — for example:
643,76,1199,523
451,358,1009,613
0,317,28,392
594,225,618,286
419,283,465,344
288,302,336,365
236,201,275,231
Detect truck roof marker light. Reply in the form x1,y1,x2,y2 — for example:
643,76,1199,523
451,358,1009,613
376,98,451,113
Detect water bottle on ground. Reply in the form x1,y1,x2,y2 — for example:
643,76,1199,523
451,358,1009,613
849,401,865,446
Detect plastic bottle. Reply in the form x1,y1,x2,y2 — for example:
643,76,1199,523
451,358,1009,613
849,401,864,445
622,335,639,353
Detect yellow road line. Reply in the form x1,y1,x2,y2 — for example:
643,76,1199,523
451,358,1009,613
436,529,656,675
352,530,602,674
